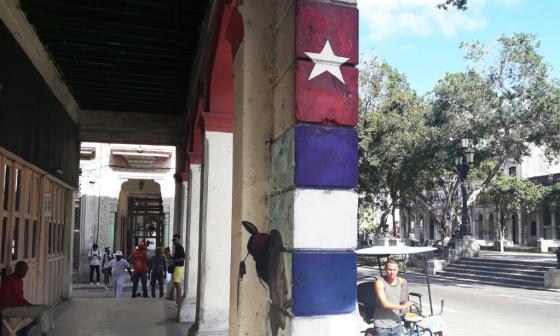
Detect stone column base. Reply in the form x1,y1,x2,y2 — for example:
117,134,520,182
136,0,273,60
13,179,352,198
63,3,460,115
189,321,228,336
544,269,560,289
178,298,196,323
455,235,480,258
426,259,449,275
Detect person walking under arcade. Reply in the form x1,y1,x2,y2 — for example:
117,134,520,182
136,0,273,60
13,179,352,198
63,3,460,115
88,244,102,286
130,243,150,298
101,246,114,295
148,247,167,298
0,261,55,335
107,251,132,298
171,234,186,305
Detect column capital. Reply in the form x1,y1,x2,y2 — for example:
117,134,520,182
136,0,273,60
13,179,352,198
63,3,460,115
201,111,233,133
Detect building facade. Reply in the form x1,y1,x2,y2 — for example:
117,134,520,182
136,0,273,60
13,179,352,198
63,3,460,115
75,143,176,282
401,146,560,249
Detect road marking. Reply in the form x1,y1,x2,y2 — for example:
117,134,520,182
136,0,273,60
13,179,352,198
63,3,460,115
443,307,459,313
498,294,560,306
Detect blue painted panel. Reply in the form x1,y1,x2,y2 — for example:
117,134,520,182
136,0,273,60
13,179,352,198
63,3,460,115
294,124,358,188
292,251,356,316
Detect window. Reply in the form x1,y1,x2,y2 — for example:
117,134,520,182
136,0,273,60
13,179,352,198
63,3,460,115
48,222,52,254
489,214,495,239
60,224,65,253
23,219,29,259
12,218,19,260
3,165,10,211
14,169,21,212
531,221,537,236
32,220,37,258
508,166,517,177
478,214,484,239
1,218,7,262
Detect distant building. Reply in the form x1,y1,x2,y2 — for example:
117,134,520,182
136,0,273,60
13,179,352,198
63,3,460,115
75,143,176,282
403,145,560,249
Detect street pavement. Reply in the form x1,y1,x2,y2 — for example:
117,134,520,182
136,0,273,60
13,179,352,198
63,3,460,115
357,266,560,336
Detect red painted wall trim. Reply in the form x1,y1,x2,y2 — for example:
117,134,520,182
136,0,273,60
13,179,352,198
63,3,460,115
188,151,202,164
226,5,244,60
201,111,234,133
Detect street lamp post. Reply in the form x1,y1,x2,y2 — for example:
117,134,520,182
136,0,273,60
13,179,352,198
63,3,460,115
455,137,475,239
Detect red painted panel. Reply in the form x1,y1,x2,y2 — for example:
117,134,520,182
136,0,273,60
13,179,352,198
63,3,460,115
295,60,357,126
296,0,358,65
201,111,234,133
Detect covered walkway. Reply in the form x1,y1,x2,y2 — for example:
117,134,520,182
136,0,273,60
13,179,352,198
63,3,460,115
27,286,191,336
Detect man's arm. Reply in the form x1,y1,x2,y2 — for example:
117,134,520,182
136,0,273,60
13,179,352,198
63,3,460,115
374,280,413,311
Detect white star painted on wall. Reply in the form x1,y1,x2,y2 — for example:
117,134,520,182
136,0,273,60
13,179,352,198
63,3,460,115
305,40,349,84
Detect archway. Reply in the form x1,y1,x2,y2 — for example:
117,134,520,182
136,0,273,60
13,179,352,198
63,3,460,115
117,179,165,256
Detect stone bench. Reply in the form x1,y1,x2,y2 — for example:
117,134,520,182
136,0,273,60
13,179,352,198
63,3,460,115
426,259,449,275
545,269,560,289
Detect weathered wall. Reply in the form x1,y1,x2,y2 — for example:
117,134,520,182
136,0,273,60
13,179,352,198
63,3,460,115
0,21,79,187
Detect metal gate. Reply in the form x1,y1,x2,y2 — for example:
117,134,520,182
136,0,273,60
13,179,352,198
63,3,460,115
126,195,164,255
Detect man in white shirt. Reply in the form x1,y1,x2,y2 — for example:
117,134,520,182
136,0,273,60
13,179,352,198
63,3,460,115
88,244,102,286
108,251,133,298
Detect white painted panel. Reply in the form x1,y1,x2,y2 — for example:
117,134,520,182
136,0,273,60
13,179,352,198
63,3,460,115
293,189,357,249
291,313,356,336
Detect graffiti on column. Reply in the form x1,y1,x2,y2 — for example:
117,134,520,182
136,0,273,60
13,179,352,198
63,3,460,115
240,221,289,336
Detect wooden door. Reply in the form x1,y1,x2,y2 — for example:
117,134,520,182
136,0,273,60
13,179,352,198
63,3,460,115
0,150,71,305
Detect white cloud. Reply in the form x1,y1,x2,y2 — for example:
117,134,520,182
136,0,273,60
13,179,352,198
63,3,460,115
357,0,515,43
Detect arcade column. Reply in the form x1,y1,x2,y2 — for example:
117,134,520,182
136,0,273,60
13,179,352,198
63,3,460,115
269,1,359,334
193,113,233,335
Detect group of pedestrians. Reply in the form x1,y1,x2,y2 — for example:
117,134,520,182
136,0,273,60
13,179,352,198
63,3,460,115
87,234,185,304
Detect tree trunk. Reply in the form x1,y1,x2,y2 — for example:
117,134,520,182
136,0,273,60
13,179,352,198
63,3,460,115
391,206,396,237
500,236,505,253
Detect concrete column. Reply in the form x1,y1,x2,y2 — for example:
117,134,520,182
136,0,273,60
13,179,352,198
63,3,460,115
267,1,359,334
62,189,75,299
228,2,271,333
179,162,201,322
179,180,189,253
517,210,523,245
551,209,556,240
193,131,233,335
537,211,543,238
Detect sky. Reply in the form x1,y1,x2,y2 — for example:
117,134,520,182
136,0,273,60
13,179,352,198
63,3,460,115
357,0,560,95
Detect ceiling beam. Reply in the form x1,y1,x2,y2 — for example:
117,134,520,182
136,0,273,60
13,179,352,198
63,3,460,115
0,0,79,123
80,110,184,145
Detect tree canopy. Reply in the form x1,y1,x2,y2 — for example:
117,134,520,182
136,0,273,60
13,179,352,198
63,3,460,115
358,33,560,238
358,57,428,233
482,174,545,250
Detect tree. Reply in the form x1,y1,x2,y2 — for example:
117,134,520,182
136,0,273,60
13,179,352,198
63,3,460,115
543,182,560,205
417,33,560,237
437,0,468,11
483,175,545,252
358,57,428,236
358,33,560,241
